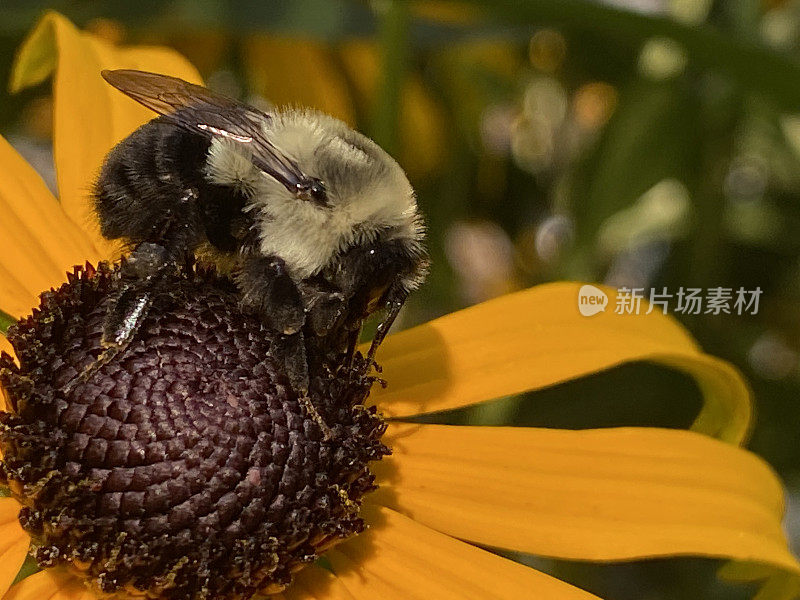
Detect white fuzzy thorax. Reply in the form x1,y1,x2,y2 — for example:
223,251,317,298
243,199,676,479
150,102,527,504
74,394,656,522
204,109,424,280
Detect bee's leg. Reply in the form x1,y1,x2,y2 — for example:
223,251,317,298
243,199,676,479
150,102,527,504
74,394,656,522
64,243,176,394
67,187,204,392
296,280,346,338
364,291,407,371
273,332,332,439
63,343,125,395
238,256,306,335
102,243,173,346
238,256,339,436
101,199,202,348
239,258,307,371
273,332,309,394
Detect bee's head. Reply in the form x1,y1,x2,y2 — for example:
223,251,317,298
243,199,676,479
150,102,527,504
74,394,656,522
264,109,416,221
221,109,426,280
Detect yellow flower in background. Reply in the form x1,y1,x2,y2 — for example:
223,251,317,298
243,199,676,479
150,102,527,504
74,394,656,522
239,35,446,180
0,12,798,600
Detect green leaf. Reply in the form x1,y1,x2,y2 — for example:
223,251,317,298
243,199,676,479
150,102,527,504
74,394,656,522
0,310,16,336
11,556,40,586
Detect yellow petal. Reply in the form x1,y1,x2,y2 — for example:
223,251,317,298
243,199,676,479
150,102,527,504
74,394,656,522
0,498,30,598
0,265,37,324
327,504,599,599
0,333,13,361
368,282,751,444
373,423,800,579
283,565,355,600
3,568,96,600
0,134,101,318
12,11,202,257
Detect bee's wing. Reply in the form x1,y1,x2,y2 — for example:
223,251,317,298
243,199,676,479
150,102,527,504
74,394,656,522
101,69,308,192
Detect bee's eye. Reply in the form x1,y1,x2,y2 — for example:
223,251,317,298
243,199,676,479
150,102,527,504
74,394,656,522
309,180,327,202
296,179,328,205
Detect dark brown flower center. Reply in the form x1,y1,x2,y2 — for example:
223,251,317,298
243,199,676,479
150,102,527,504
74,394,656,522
0,263,388,600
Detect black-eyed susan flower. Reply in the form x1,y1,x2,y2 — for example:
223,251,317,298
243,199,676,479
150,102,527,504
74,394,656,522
0,12,799,600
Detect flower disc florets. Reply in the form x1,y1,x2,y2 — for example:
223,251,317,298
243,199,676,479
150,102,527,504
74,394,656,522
0,263,389,600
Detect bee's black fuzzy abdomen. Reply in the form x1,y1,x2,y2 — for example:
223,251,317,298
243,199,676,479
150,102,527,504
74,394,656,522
94,115,246,256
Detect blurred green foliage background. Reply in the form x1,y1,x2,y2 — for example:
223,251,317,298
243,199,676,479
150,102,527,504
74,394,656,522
2,1,800,598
